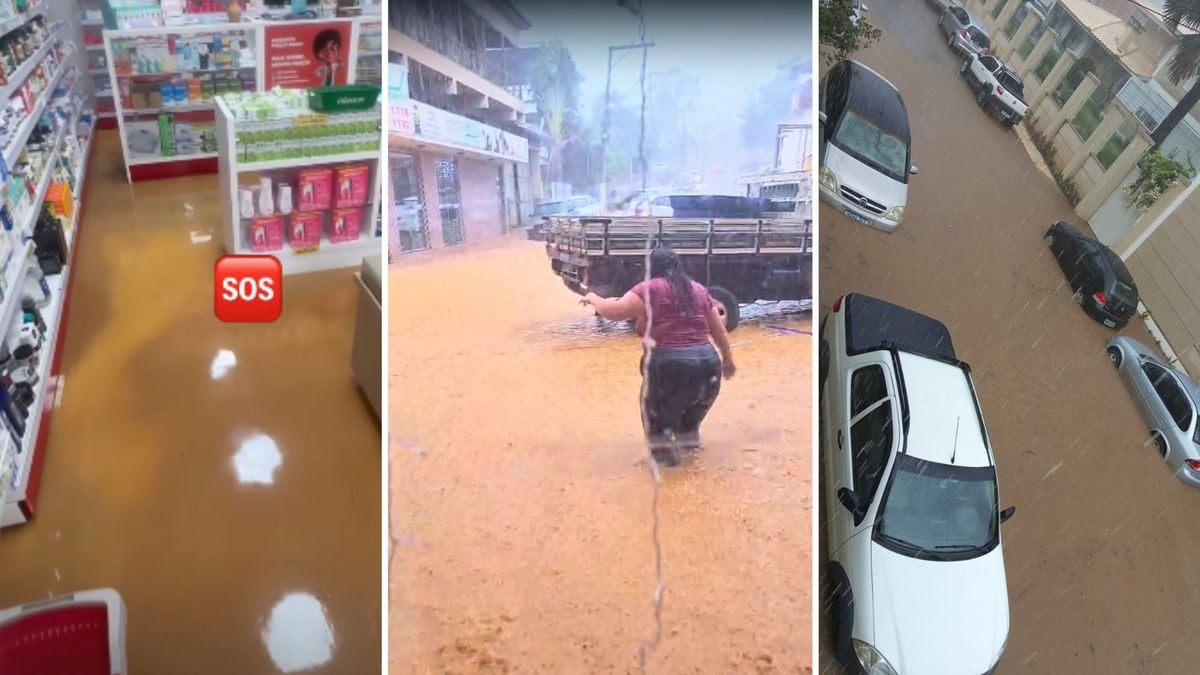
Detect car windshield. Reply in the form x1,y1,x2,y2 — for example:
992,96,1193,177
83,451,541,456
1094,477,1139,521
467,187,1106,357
534,201,566,216
875,453,999,561
998,72,1024,100
834,110,909,182
1112,279,1137,305
969,27,990,50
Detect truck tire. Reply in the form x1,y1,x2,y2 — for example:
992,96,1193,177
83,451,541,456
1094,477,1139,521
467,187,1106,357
709,286,741,331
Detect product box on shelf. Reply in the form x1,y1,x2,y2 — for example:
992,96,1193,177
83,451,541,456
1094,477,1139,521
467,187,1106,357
288,211,322,251
45,181,73,219
334,164,368,208
248,214,283,252
328,207,361,244
297,168,331,211
124,119,161,156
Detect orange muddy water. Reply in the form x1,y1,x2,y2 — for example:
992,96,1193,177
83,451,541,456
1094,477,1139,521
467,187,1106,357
390,235,811,673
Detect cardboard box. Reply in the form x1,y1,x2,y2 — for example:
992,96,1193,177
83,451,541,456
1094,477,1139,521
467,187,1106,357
287,212,323,251
248,215,283,252
297,168,332,211
328,207,362,243
334,164,369,208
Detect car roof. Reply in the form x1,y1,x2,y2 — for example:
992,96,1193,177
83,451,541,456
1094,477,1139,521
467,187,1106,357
845,61,911,142
844,293,957,361
897,352,992,468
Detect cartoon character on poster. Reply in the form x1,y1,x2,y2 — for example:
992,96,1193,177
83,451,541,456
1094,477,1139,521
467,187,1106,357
333,213,346,237
313,28,342,87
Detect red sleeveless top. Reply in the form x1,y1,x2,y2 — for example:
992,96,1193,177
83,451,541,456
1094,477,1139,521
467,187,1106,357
631,277,714,347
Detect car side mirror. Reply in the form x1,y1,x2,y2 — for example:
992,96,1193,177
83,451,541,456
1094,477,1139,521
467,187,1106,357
837,487,867,521
1000,506,1016,523
909,165,919,175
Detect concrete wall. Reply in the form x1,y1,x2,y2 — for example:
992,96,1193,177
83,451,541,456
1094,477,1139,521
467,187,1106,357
1126,192,1200,376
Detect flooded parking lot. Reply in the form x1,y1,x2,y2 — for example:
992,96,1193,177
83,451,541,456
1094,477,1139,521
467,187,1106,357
390,235,810,672
820,1,1200,673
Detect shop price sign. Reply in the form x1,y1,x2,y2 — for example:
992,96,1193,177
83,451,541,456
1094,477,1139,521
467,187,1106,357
215,255,283,323
293,114,330,128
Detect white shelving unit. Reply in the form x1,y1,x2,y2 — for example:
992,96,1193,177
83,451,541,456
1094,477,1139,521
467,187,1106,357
0,69,91,527
102,17,378,182
216,97,381,276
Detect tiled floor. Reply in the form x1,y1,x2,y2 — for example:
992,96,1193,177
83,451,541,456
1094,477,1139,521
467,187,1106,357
0,132,381,673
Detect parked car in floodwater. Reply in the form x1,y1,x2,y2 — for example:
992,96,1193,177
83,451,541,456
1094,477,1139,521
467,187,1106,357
819,59,917,232
939,5,991,57
1107,336,1200,488
526,196,600,239
1045,221,1139,329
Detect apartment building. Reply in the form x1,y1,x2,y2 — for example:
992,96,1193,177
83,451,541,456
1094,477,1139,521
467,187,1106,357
387,0,537,258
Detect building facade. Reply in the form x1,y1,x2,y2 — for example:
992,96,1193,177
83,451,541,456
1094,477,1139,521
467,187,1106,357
387,0,537,260
965,0,1200,375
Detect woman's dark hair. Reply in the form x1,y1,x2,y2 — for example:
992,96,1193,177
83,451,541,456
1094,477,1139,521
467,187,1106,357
648,247,694,314
313,29,342,57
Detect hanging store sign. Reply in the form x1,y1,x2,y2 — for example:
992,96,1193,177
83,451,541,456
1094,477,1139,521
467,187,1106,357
388,100,528,163
264,21,353,89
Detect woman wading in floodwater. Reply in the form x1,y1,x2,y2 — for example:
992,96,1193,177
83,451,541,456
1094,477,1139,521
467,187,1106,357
582,247,736,466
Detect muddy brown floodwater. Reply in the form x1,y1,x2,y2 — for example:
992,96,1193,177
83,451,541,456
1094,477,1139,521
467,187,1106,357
820,2,1200,673
390,234,811,673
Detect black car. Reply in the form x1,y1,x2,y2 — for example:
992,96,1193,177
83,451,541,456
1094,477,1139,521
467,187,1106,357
1045,221,1139,329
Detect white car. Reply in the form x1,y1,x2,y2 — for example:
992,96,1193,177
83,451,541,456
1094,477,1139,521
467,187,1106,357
819,60,917,233
820,292,1013,675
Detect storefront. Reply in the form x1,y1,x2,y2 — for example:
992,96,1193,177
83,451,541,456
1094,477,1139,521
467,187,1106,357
387,73,529,260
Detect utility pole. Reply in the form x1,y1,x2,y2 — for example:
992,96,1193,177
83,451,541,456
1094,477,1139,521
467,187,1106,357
598,39,653,208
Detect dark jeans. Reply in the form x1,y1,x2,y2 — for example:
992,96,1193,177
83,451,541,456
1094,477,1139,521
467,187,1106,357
640,344,722,451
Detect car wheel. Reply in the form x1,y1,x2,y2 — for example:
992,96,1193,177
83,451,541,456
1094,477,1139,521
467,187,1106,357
1072,288,1085,304
827,569,855,668
1044,233,1056,246
960,59,970,75
1153,431,1168,458
708,285,741,332
976,87,987,106
948,33,956,49
1107,346,1122,367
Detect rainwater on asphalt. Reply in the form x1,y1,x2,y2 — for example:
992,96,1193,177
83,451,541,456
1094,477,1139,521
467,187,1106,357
391,234,811,672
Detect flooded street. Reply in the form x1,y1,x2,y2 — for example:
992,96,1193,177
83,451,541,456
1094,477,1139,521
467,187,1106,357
820,1,1200,673
390,235,810,673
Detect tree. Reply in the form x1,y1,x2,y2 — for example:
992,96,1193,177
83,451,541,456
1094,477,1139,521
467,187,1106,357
741,58,811,172
527,42,589,189
1151,1,1200,148
819,0,881,66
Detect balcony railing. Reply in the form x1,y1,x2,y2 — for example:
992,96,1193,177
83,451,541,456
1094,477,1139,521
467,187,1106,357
393,5,518,89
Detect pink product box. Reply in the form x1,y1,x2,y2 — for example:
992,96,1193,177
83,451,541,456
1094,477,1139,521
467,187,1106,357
328,208,362,243
248,215,284,252
288,211,323,250
334,165,369,209
297,168,332,212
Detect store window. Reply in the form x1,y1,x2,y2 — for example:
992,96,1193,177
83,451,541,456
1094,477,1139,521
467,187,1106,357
435,158,465,246
391,152,430,256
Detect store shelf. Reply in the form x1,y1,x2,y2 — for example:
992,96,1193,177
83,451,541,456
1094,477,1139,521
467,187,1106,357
97,111,115,118
85,43,104,51
0,4,46,41
88,67,106,75
235,150,379,173
123,101,215,115
266,235,381,276
2,62,67,169
0,31,59,104
0,121,92,528
128,151,217,166
81,18,104,27
117,65,255,77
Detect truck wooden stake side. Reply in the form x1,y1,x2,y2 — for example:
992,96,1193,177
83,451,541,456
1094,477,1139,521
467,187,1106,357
543,216,812,330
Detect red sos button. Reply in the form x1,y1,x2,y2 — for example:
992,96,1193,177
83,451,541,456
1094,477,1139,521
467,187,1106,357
215,255,282,322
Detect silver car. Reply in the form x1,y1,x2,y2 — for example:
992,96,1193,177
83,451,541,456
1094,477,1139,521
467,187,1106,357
1107,336,1200,487
939,5,991,57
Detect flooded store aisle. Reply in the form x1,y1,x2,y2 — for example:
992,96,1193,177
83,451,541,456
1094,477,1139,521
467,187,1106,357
390,235,810,672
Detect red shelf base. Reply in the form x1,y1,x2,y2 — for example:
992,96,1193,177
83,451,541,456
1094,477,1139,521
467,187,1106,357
129,156,218,181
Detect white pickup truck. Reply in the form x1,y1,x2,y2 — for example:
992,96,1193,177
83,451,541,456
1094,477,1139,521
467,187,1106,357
961,53,1028,126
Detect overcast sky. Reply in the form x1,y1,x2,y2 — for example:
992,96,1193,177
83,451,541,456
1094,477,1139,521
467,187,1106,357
511,0,811,119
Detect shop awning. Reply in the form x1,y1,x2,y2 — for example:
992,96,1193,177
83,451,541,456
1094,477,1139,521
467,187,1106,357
389,101,529,163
